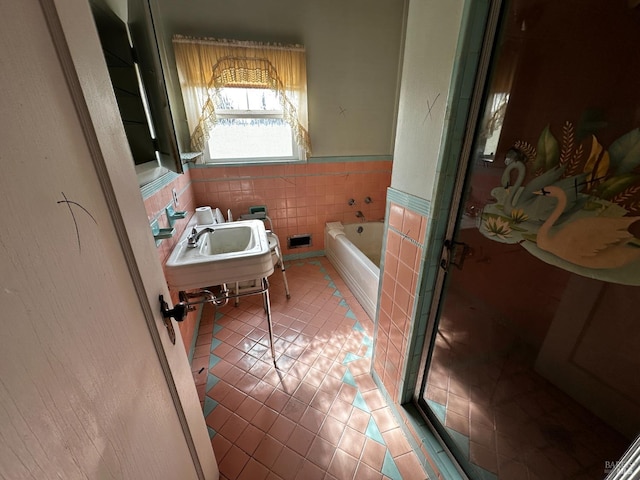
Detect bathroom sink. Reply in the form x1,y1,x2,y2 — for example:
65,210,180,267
165,219,274,291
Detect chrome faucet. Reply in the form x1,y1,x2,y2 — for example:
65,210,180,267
355,211,366,221
187,227,214,248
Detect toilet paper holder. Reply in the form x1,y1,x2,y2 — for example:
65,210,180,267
165,205,187,227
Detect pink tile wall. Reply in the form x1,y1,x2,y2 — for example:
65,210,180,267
143,169,200,354
143,161,391,354
190,161,392,256
374,202,427,402
143,170,196,264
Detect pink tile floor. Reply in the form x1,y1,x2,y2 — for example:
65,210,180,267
426,286,629,479
191,258,428,480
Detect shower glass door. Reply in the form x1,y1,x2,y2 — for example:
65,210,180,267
418,1,640,478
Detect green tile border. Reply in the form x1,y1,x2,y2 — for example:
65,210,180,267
140,170,181,200
282,250,325,262
190,169,391,184
188,155,393,169
379,189,434,405
386,187,431,219
203,396,218,418
309,155,392,163
140,154,391,201
197,258,419,480
382,450,403,480
371,370,465,480
366,418,386,445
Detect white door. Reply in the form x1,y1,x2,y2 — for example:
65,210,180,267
0,1,217,478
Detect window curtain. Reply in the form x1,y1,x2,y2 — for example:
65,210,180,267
172,35,311,155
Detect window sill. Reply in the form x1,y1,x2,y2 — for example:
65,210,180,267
200,157,307,167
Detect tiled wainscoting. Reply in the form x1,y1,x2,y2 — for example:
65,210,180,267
141,159,392,383
372,189,466,479
142,168,199,353
374,199,426,402
190,160,391,256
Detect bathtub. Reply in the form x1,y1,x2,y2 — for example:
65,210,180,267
325,221,384,320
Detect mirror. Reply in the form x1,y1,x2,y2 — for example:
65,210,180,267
90,0,182,187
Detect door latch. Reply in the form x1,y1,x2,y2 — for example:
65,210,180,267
440,239,472,271
159,295,189,345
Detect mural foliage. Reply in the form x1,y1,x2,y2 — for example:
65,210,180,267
480,122,640,285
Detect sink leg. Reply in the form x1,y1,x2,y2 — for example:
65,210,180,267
262,277,277,368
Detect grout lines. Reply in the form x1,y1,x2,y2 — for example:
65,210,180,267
191,258,424,480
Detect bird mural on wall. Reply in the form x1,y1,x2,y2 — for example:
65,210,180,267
479,121,640,285
483,144,589,242
534,186,640,269
493,157,587,223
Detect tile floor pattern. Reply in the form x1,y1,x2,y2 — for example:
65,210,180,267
425,286,629,480
191,258,428,480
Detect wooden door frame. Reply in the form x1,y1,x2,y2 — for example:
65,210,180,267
40,0,217,478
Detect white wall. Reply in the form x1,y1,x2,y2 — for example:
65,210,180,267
391,0,465,200
153,0,406,157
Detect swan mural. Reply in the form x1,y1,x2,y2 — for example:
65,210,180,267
492,159,588,223
535,186,640,269
478,122,640,285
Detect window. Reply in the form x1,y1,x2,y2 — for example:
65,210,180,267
205,87,301,162
173,36,311,164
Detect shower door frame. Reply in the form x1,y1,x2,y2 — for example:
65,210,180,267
411,0,505,475
412,0,640,476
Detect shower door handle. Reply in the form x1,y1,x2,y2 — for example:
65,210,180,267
440,239,472,271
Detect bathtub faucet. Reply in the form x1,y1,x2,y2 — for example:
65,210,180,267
355,211,366,221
